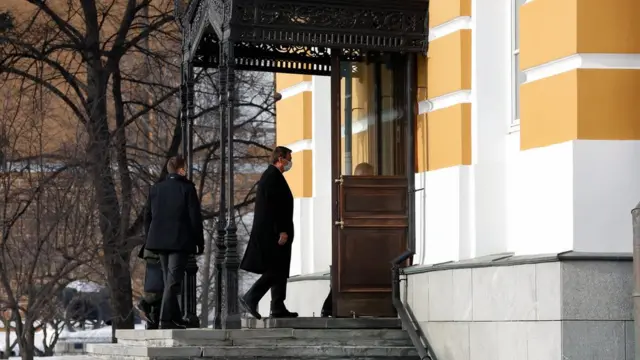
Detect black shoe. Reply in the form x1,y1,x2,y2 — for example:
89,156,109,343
239,295,262,320
270,309,299,318
136,301,153,325
159,320,187,330
146,321,159,330
320,309,331,318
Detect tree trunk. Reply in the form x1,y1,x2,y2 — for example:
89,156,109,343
86,65,134,330
3,322,10,359
19,327,34,360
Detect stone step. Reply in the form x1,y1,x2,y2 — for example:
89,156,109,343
119,337,412,347
87,343,419,359
202,345,418,358
86,343,202,358
242,317,402,329
91,356,419,360
116,329,410,346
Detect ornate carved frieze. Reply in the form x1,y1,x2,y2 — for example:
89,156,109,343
184,0,429,72
188,0,206,48
230,0,428,52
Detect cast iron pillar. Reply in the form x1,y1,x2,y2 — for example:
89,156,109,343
631,202,640,358
179,62,188,157
183,61,200,328
213,36,229,330
222,39,240,330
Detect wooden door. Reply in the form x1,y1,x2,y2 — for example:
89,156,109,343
331,175,408,317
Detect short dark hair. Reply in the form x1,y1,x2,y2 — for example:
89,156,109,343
270,146,292,164
167,156,186,174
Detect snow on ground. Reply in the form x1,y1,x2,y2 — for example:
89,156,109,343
65,280,104,293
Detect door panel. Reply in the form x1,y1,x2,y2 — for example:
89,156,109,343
333,175,408,317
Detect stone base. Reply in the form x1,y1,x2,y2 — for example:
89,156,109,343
403,252,634,360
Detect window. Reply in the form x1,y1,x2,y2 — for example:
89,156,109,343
511,0,527,126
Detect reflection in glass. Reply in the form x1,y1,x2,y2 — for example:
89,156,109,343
340,56,407,177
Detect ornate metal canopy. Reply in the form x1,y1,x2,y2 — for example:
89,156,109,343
181,0,429,75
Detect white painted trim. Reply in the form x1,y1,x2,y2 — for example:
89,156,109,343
418,90,472,114
279,81,313,100
285,139,313,153
524,54,640,83
429,17,472,42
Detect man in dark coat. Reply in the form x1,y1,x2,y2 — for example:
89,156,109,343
239,146,298,319
143,156,204,329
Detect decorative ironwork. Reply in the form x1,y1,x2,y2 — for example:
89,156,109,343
230,0,428,52
221,40,241,330
183,0,429,73
188,0,207,50
193,31,220,68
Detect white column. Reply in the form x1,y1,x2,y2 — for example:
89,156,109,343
310,76,332,273
470,0,510,257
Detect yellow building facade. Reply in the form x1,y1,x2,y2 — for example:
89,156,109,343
262,0,639,357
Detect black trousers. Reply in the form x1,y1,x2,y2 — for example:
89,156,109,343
158,252,188,322
244,272,288,311
322,290,332,314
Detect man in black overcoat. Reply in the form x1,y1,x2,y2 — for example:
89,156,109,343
239,146,299,319
143,156,204,329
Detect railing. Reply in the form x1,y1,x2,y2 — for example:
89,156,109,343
391,250,437,360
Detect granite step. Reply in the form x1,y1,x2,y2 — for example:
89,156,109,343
201,345,419,358
242,317,402,329
119,337,412,347
116,328,411,347
87,343,419,359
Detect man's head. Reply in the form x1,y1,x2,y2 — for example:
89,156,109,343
354,162,374,176
167,156,187,176
270,146,293,173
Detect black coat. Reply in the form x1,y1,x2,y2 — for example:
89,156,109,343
240,165,294,277
143,174,204,254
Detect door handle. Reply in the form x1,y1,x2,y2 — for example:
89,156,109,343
335,220,344,229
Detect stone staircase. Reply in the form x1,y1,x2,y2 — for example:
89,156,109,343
86,318,420,360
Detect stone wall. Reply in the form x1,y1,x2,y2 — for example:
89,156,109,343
403,253,634,360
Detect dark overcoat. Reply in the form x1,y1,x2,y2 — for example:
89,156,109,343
240,165,294,277
143,174,204,254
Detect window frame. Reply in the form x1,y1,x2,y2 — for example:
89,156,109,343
510,0,526,131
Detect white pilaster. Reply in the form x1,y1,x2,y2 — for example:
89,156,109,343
470,0,510,257
310,76,332,273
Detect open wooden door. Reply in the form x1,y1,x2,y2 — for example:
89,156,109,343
332,175,408,317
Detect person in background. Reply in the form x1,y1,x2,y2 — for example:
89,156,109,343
239,146,299,319
321,162,375,317
136,247,164,329
143,156,204,329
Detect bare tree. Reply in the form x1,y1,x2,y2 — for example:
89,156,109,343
0,78,100,360
0,1,276,332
